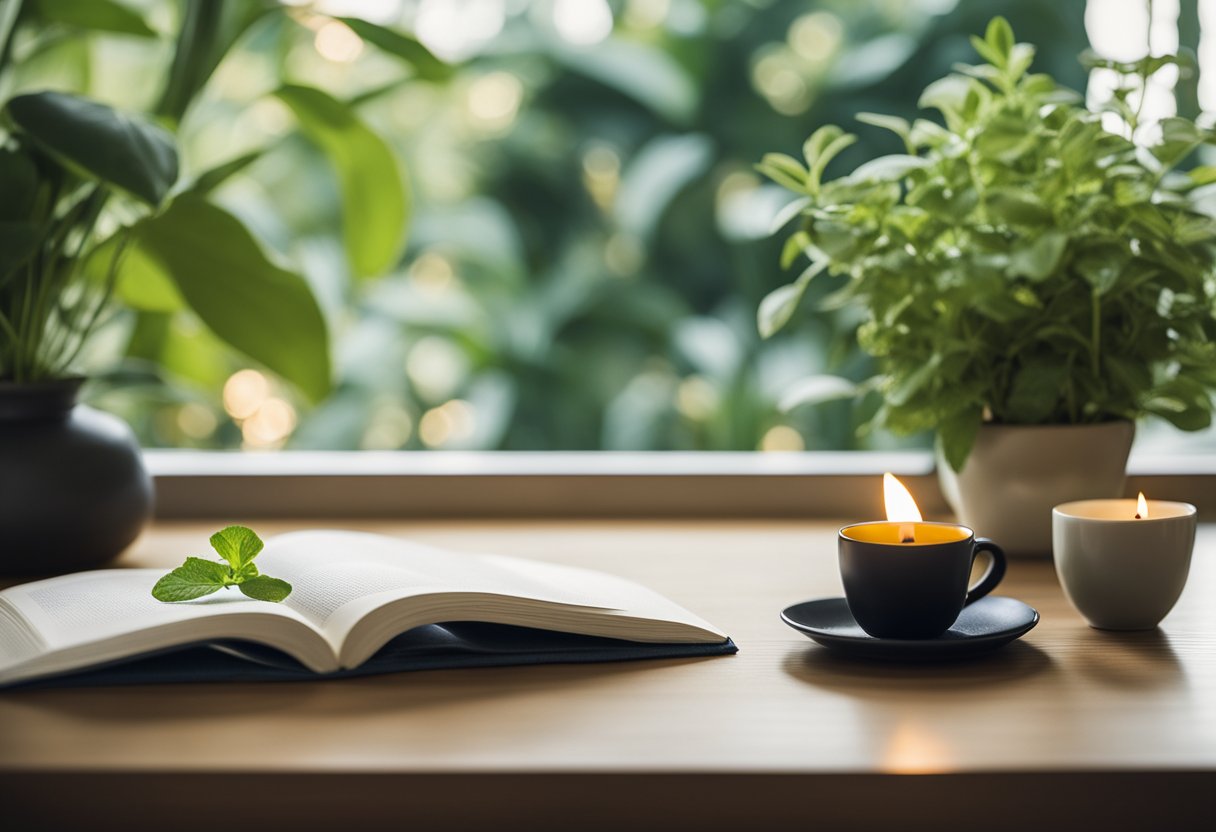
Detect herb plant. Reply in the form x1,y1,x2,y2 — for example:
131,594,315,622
152,525,291,603
759,17,1216,471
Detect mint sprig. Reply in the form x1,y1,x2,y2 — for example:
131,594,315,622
152,526,292,603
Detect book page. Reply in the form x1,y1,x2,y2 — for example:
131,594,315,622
258,531,726,656
259,531,623,630
0,569,317,654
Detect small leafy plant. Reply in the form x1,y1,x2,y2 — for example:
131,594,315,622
152,526,291,603
759,17,1216,470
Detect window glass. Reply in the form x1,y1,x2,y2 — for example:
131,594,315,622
10,0,1210,455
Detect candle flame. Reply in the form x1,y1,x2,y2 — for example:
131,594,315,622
884,473,922,542
1136,492,1148,520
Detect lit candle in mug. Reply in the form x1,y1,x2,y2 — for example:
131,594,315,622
1053,494,1197,630
837,474,1007,638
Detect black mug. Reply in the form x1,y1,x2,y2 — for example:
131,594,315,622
838,521,1007,639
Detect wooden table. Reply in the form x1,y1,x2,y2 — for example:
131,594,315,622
2,520,1214,831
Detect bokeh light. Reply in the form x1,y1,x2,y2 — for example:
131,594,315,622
676,376,719,421
760,425,805,452
553,0,613,45
176,403,218,440
409,251,457,294
406,336,470,401
241,398,298,448
314,20,364,63
467,71,524,133
415,0,505,61
223,370,270,421
419,399,477,447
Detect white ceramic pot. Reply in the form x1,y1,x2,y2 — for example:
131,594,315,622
936,422,1134,558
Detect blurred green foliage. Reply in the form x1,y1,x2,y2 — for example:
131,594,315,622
12,0,1096,451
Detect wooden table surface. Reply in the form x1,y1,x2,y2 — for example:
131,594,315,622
1,519,1214,831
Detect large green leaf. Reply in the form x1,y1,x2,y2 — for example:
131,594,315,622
335,17,452,81
32,0,157,37
5,91,178,205
133,196,331,401
275,85,408,279
81,230,185,312
112,241,186,312
155,0,277,122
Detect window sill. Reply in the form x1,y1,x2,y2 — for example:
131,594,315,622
144,450,1216,519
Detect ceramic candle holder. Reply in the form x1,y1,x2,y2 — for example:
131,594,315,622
838,521,1007,639
1052,499,1197,631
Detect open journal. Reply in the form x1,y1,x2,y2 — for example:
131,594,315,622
0,530,735,687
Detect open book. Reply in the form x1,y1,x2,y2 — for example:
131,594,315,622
0,530,735,687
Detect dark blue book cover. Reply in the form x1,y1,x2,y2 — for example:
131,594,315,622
7,621,738,689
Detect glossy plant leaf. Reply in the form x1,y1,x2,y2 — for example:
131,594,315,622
86,236,185,312
238,575,292,602
133,196,332,401
275,85,409,279
335,17,451,81
155,0,278,122
5,91,178,205
210,525,264,569
149,557,227,602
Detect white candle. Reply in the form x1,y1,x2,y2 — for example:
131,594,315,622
1052,497,1197,630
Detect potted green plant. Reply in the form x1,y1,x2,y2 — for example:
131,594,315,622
759,18,1216,555
0,0,431,573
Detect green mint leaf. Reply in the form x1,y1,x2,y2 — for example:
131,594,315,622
209,525,264,569
237,576,293,602
151,558,229,602
235,562,260,581
153,526,288,603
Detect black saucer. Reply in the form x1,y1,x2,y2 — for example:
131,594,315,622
781,596,1039,661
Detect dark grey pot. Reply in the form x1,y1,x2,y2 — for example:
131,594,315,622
0,378,153,575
